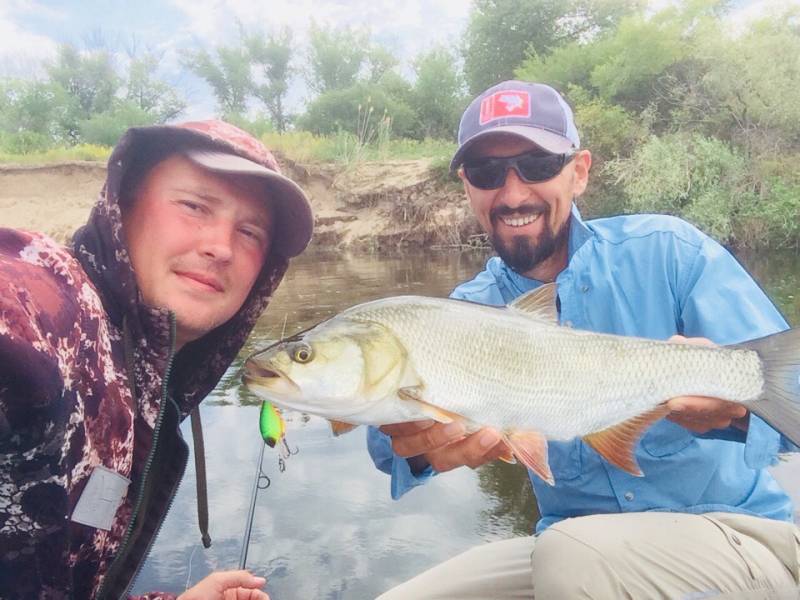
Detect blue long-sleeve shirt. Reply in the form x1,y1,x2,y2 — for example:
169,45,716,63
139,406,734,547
367,205,794,533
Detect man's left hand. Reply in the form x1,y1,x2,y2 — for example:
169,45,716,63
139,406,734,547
664,335,750,434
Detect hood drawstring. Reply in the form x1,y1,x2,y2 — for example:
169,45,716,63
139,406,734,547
123,315,212,548
190,407,212,548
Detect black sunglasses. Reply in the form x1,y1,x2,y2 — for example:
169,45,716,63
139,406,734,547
462,149,576,190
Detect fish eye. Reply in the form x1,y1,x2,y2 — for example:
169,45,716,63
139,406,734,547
290,343,314,364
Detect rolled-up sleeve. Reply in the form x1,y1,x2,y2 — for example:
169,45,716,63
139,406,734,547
367,426,436,500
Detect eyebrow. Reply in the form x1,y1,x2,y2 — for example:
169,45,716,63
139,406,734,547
171,187,271,230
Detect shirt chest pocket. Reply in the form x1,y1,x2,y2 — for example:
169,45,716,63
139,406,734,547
547,438,583,480
640,420,695,457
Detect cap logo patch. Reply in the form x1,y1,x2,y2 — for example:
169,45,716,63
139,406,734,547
479,90,531,125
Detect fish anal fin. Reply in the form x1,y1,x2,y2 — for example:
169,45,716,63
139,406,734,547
328,419,359,437
507,283,559,324
397,386,463,424
504,431,553,485
582,405,670,476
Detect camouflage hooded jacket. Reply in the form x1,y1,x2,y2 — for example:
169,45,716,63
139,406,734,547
0,121,291,599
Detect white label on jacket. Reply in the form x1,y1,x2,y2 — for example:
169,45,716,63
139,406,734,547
71,465,131,531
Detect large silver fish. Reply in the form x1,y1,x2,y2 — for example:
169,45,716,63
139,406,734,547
242,284,800,484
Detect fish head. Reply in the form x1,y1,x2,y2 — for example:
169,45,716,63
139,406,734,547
242,317,407,421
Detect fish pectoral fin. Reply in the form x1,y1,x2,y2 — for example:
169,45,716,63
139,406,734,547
328,419,359,437
507,282,559,324
504,431,553,485
582,405,670,476
398,387,459,424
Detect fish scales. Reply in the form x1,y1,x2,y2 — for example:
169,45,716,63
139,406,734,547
343,296,765,439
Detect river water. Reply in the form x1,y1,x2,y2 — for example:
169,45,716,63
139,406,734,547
133,248,799,599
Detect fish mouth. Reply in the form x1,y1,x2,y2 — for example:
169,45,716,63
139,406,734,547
242,358,300,394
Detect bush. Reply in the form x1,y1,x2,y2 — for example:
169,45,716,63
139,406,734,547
78,102,156,146
607,133,754,243
297,82,417,139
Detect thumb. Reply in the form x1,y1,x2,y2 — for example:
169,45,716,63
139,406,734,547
212,570,267,590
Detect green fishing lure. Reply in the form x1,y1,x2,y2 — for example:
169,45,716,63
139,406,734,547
259,400,285,448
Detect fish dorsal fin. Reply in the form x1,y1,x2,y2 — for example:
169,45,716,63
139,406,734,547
328,419,359,437
507,283,559,324
504,430,554,485
582,405,670,476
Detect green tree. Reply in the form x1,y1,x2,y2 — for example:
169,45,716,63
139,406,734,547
297,81,416,138
410,47,466,139
0,79,77,151
47,44,119,118
306,23,370,93
365,45,399,83
246,28,293,133
462,0,639,95
126,53,186,123
78,102,156,146
183,44,251,117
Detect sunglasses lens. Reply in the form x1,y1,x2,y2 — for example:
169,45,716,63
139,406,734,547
516,154,565,182
463,152,571,189
463,163,505,190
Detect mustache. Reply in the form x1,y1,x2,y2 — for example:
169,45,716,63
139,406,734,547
490,203,549,222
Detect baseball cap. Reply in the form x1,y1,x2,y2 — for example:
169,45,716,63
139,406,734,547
184,149,313,258
450,80,580,172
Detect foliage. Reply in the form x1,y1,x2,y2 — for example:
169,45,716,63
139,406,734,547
260,130,455,165
297,82,417,139
306,23,370,93
246,28,294,132
77,102,157,146
183,44,251,117
607,133,755,242
47,45,119,119
0,143,110,163
126,53,186,123
463,0,639,94
410,47,467,140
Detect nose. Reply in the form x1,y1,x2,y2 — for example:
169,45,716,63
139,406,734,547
200,221,235,263
497,166,531,207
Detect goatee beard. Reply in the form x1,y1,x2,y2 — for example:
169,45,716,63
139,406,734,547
491,212,571,276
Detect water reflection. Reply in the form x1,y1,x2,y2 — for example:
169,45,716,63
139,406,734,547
134,248,798,599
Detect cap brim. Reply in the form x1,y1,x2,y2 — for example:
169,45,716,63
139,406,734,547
185,150,313,258
450,126,576,172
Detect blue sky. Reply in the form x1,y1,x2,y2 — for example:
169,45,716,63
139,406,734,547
0,0,794,119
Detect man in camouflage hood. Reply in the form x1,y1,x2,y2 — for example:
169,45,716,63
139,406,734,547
0,120,314,599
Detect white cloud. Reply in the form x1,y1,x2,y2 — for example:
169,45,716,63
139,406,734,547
0,2,60,77
727,0,800,34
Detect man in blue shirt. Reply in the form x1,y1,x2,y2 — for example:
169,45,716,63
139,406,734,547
369,80,800,599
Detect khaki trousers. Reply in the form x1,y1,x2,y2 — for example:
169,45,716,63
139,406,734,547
375,512,800,599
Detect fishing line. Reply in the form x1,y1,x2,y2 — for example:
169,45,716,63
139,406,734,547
238,436,299,569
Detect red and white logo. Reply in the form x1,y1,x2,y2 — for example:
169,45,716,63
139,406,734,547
479,90,531,125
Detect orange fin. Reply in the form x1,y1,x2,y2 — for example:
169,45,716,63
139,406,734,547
497,444,517,464
582,405,670,476
328,419,359,437
398,386,462,424
504,431,553,485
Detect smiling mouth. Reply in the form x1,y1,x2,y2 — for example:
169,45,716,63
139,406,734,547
499,213,541,228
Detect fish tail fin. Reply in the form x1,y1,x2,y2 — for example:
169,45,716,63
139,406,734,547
742,327,800,447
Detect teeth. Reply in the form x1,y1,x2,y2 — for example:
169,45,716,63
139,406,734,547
501,213,540,227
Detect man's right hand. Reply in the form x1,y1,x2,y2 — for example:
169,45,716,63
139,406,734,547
177,570,269,600
379,420,511,474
